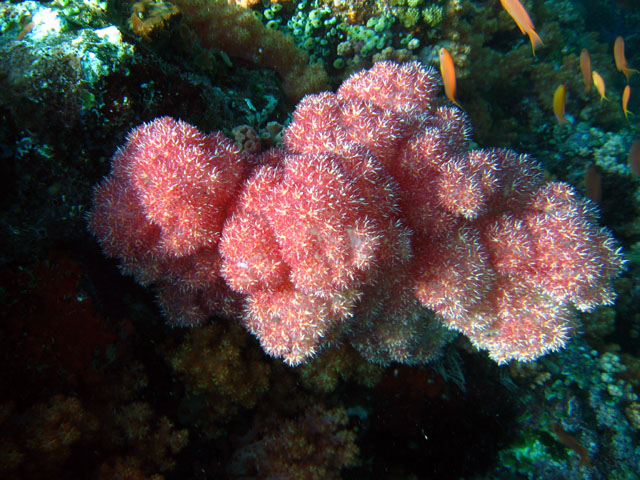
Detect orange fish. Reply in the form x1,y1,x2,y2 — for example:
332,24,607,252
622,85,632,119
500,0,544,55
16,20,34,41
592,71,607,101
553,83,568,124
628,140,640,177
439,47,460,107
551,423,592,468
614,36,639,81
580,49,591,93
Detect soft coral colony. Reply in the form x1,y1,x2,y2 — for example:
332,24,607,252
88,61,625,367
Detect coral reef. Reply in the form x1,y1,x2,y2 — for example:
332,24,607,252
129,0,182,42
89,61,624,368
171,0,329,101
0,0,285,264
297,344,385,393
1,0,639,479
165,322,271,437
499,340,640,479
227,404,359,479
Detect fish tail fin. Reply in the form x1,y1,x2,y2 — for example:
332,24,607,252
623,67,640,80
528,29,544,56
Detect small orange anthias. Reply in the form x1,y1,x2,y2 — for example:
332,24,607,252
553,83,568,124
551,423,592,469
499,0,543,55
622,85,632,119
591,71,607,101
628,140,640,177
614,36,639,81
580,49,591,93
439,47,460,107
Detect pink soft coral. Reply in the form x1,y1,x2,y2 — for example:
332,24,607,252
89,61,625,366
